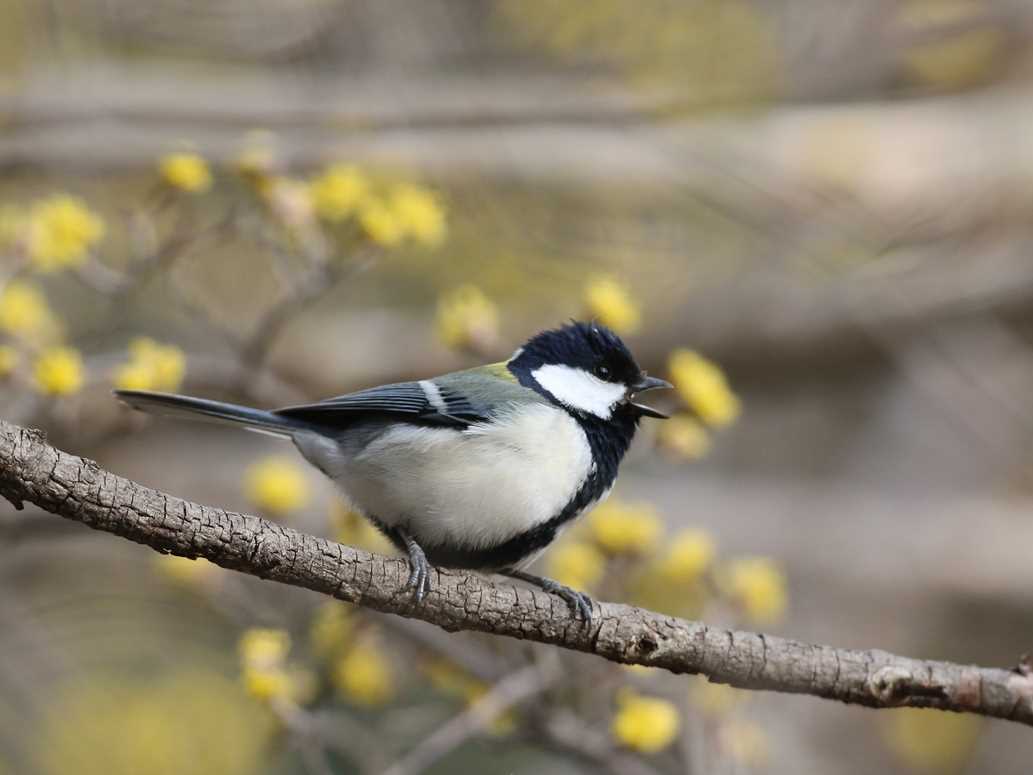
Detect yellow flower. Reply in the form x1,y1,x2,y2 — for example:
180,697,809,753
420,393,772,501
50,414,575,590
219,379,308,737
330,501,395,554
655,528,715,585
33,346,84,396
140,339,183,374
0,281,60,341
0,344,20,377
154,554,217,586
720,720,770,768
358,197,405,247
242,663,313,704
240,637,312,702
28,195,105,272
588,499,663,555
310,163,369,223
668,349,740,428
333,642,394,706
584,276,641,335
612,691,680,754
657,413,710,460
882,707,981,772
111,362,152,391
309,602,355,658
243,457,310,516
390,183,446,246
112,338,186,392
434,284,500,353
546,541,606,590
239,628,294,701
239,628,291,668
158,152,212,193
243,669,292,702
718,557,787,625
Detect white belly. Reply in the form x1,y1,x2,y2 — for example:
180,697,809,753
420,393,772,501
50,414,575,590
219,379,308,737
297,403,594,551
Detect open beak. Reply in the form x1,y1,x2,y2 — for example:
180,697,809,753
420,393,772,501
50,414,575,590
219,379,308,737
628,375,673,419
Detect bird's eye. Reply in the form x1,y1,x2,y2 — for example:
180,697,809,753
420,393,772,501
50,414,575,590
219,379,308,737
594,364,611,380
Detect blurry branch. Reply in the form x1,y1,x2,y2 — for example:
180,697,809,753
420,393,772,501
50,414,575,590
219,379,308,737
75,202,234,299
2,418,1032,727
6,70,1033,186
375,615,506,685
0,73,691,136
541,710,664,775
381,659,561,775
273,695,393,773
238,259,334,375
234,244,376,386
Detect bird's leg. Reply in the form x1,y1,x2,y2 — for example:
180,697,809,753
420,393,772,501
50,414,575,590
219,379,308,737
396,527,432,602
500,569,594,622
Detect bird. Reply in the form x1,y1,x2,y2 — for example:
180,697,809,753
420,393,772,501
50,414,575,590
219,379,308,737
115,321,671,620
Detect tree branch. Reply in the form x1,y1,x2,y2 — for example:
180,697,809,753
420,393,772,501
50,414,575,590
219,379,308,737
381,660,561,775
2,418,1031,726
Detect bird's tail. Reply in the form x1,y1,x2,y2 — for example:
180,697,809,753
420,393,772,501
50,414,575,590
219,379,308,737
114,390,304,438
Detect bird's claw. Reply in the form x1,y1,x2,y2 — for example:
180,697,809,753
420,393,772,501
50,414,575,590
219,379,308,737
500,570,595,622
404,540,432,602
540,579,594,621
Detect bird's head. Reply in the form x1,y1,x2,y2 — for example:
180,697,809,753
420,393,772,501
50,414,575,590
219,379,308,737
508,321,671,421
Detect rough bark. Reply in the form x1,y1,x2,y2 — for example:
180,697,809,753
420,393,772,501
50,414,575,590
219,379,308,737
2,418,1031,725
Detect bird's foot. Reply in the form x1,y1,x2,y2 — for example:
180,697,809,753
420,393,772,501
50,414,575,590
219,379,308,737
399,529,432,602
502,570,594,622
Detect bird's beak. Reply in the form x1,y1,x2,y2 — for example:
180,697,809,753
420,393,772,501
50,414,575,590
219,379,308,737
628,375,673,419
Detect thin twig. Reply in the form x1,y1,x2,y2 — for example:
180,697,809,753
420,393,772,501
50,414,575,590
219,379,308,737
235,249,378,382
238,262,335,373
373,614,508,685
380,659,561,775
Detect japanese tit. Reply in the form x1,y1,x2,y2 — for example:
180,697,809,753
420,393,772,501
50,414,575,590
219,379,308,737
115,321,671,620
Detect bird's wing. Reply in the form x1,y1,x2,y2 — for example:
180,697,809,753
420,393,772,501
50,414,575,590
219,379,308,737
275,379,491,428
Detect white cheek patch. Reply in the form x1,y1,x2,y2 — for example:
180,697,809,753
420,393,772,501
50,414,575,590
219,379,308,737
531,364,626,419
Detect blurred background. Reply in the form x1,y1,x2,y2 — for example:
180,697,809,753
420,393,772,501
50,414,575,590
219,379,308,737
3,0,1033,773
